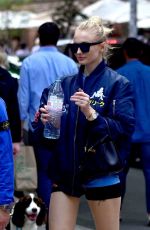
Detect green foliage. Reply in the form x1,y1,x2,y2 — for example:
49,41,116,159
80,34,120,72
52,0,87,38
0,0,32,40
0,0,31,10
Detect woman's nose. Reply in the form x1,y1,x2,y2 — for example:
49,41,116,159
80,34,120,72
76,48,82,54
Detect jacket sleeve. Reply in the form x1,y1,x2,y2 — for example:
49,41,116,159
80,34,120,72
87,79,135,141
31,87,49,134
107,80,135,139
0,99,14,205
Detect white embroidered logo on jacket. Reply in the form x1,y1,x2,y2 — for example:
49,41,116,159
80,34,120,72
91,87,105,100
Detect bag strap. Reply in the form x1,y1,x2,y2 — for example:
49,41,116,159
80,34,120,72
103,118,112,138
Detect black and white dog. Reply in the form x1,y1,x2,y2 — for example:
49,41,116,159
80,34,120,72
11,193,46,230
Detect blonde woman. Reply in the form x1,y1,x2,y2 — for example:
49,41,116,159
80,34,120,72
37,16,135,230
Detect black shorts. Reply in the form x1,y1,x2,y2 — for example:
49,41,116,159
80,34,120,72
52,183,121,200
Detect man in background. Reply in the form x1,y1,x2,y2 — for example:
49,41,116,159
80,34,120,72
18,21,78,212
117,38,150,225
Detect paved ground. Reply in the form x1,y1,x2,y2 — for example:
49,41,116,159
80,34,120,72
39,167,148,230
120,168,148,230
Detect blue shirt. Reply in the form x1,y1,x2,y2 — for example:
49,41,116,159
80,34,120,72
18,46,78,130
117,60,150,142
0,98,14,204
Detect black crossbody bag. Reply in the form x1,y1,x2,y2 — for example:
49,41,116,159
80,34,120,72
79,118,123,183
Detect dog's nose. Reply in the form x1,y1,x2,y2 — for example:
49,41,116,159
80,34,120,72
32,208,37,213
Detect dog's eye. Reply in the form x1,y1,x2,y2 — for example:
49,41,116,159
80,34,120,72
26,198,32,206
33,197,38,203
34,197,42,205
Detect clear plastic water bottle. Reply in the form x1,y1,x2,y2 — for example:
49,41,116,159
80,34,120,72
43,79,64,139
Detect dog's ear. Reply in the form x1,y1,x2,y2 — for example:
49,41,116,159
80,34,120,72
12,199,26,227
36,202,47,226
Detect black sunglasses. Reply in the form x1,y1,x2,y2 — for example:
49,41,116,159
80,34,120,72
69,41,103,53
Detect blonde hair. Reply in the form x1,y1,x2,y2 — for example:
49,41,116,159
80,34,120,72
77,16,113,59
0,51,9,69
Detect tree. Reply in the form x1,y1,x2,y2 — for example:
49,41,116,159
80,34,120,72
52,0,88,38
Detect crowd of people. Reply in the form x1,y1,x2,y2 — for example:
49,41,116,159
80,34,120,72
0,15,150,230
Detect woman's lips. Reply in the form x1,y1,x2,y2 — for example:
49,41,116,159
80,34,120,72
76,56,85,61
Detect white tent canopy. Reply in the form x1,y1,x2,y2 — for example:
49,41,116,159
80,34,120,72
0,10,52,29
138,18,150,28
82,0,150,27
82,0,129,23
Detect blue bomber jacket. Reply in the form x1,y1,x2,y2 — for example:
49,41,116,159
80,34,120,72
33,60,135,196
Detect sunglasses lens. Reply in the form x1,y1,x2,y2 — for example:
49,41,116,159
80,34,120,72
70,41,102,53
80,43,90,53
70,44,78,53
70,43,90,53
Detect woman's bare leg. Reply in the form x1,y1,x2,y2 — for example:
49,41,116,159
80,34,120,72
49,191,80,230
88,197,121,230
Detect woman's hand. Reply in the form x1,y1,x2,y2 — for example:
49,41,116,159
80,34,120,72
70,89,95,118
40,105,61,128
40,105,49,125
13,142,21,156
0,209,10,230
